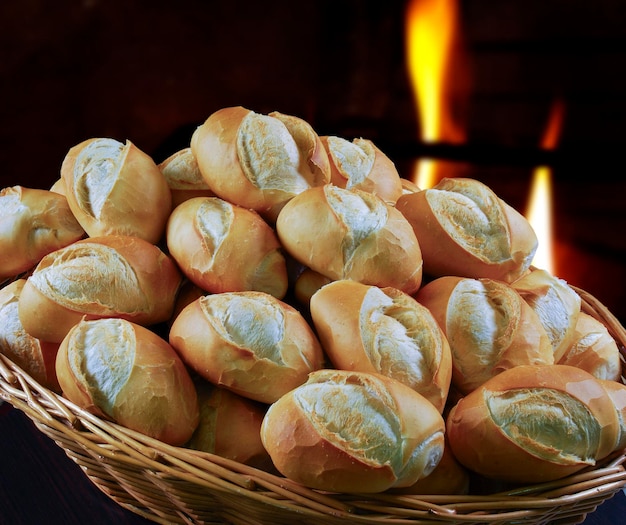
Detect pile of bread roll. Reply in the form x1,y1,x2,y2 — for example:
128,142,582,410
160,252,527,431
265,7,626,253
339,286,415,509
1,105,625,495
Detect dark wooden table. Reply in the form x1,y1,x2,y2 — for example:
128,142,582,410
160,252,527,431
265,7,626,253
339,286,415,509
1,402,624,524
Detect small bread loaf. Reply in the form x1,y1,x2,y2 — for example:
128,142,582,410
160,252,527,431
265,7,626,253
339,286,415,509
446,364,620,483
260,369,446,493
61,137,172,243
310,279,451,413
158,147,214,208
0,279,60,391
0,186,85,279
598,379,626,451
396,177,537,283
55,317,199,446
191,106,331,222
169,291,324,404
166,196,288,298
276,184,423,295
558,312,622,381
416,276,554,394
18,235,182,343
293,267,332,307
186,380,272,470
389,442,470,495
511,268,581,362
320,135,403,204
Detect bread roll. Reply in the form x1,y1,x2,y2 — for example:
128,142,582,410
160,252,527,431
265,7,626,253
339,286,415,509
320,135,403,204
446,364,620,483
389,442,470,495
276,184,423,295
598,379,626,451
166,196,288,298
60,137,172,243
169,291,324,404
260,369,446,493
55,317,199,446
0,279,60,391
186,380,272,470
416,276,554,394
0,186,85,279
190,106,330,222
18,235,182,343
511,268,581,362
310,279,451,413
558,312,622,381
158,147,214,208
396,177,537,283
293,267,332,307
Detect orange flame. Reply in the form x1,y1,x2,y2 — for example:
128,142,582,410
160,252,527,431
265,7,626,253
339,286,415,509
405,0,466,188
526,100,565,274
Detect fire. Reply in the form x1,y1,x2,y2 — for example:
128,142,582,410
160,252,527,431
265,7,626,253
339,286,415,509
405,0,466,188
526,100,565,274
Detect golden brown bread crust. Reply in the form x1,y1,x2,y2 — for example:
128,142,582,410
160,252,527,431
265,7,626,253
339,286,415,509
186,381,272,470
169,291,324,404
61,138,172,243
446,364,621,483
0,186,85,279
260,369,446,493
18,235,182,343
511,268,582,362
191,106,330,222
598,379,626,451
558,312,622,381
276,184,423,295
0,279,61,391
158,147,215,208
396,177,537,283
310,279,452,413
166,196,288,298
321,135,403,204
416,275,554,394
55,317,199,446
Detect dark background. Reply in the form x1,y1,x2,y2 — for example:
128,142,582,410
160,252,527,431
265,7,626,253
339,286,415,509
1,0,625,321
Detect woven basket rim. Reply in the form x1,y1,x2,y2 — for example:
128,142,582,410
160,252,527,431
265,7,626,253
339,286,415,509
1,283,626,525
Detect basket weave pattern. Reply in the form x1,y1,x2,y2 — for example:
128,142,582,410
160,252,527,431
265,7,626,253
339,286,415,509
1,285,626,525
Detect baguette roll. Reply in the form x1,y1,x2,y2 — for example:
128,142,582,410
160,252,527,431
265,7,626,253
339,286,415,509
310,279,451,413
598,379,626,452
191,106,330,222
158,147,215,208
511,268,581,362
166,196,288,298
0,186,85,279
260,369,446,493
293,267,332,307
169,291,324,404
0,279,61,391
55,317,199,446
186,381,272,470
558,312,622,381
416,276,554,394
321,135,403,204
396,177,537,283
61,138,172,243
389,442,470,495
18,235,182,343
446,364,621,483
276,184,423,295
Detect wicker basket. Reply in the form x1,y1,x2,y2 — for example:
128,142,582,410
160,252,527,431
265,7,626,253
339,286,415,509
1,285,625,525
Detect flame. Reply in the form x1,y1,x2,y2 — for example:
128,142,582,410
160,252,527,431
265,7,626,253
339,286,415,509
526,100,565,274
405,0,466,188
